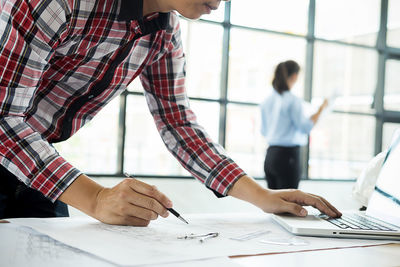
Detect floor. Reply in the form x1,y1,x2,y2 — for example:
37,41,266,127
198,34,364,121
68,178,360,217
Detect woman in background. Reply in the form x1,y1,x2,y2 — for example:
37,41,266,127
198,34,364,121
260,60,328,190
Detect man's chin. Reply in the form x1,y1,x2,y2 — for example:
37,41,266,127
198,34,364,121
179,12,203,20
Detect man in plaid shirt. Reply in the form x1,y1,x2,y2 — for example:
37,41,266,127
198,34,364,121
0,0,341,225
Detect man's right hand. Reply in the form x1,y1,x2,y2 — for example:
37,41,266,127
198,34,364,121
59,174,173,226
94,178,172,226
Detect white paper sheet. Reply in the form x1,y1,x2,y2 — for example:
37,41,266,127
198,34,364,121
0,223,113,267
7,213,395,266
0,223,240,267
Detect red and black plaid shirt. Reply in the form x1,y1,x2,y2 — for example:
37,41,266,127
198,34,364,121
0,0,245,201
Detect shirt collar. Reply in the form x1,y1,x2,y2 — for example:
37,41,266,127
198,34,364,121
118,0,143,21
117,0,169,33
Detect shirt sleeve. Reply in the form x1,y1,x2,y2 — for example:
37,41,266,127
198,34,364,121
0,0,81,201
289,97,314,134
139,14,246,197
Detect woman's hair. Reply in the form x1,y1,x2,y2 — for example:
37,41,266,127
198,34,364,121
272,60,300,94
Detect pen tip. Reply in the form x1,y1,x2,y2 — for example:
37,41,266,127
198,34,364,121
179,217,189,224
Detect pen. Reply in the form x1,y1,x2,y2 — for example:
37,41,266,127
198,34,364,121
123,173,189,224
167,208,189,224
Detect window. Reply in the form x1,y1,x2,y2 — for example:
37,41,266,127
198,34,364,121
309,114,375,179
56,1,400,182
387,0,400,48
225,104,266,178
180,20,223,99
383,123,400,150
315,0,380,46
123,95,188,176
384,59,400,111
313,42,378,113
54,97,119,174
231,0,309,35
123,95,220,177
228,29,306,102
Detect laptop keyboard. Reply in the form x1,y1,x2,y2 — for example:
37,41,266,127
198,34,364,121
319,214,397,231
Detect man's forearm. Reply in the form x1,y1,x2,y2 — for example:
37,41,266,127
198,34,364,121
227,175,269,209
58,174,104,217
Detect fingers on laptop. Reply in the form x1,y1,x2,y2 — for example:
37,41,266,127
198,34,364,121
309,193,342,217
300,192,341,218
283,190,341,218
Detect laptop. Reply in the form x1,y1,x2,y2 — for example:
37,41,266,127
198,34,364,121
272,131,400,240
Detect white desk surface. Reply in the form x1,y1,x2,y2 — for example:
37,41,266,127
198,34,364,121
1,219,399,267
231,243,400,267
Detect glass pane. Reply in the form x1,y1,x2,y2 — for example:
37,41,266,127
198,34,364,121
309,114,375,179
124,95,187,176
128,20,224,98
190,100,220,142
313,42,378,113
225,104,266,178
124,96,220,176
384,59,400,111
228,28,306,103
231,0,308,35
383,123,400,150
54,97,119,174
180,20,223,99
201,1,225,22
387,0,400,47
127,77,143,92
315,0,380,46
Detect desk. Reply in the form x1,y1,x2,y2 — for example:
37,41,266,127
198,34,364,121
231,244,400,267
1,219,399,267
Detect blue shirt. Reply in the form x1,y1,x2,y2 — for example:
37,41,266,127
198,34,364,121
260,90,314,146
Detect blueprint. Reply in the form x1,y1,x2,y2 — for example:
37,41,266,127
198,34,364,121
0,223,241,267
0,223,113,267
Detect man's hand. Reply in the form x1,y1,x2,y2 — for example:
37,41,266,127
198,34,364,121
94,178,172,226
228,175,342,218
59,175,173,226
257,189,342,217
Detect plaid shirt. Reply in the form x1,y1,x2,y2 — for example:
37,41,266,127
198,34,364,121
0,0,245,201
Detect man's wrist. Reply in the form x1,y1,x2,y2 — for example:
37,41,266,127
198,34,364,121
58,174,104,217
228,175,270,208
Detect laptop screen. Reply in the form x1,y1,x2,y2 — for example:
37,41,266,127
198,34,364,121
366,130,400,227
